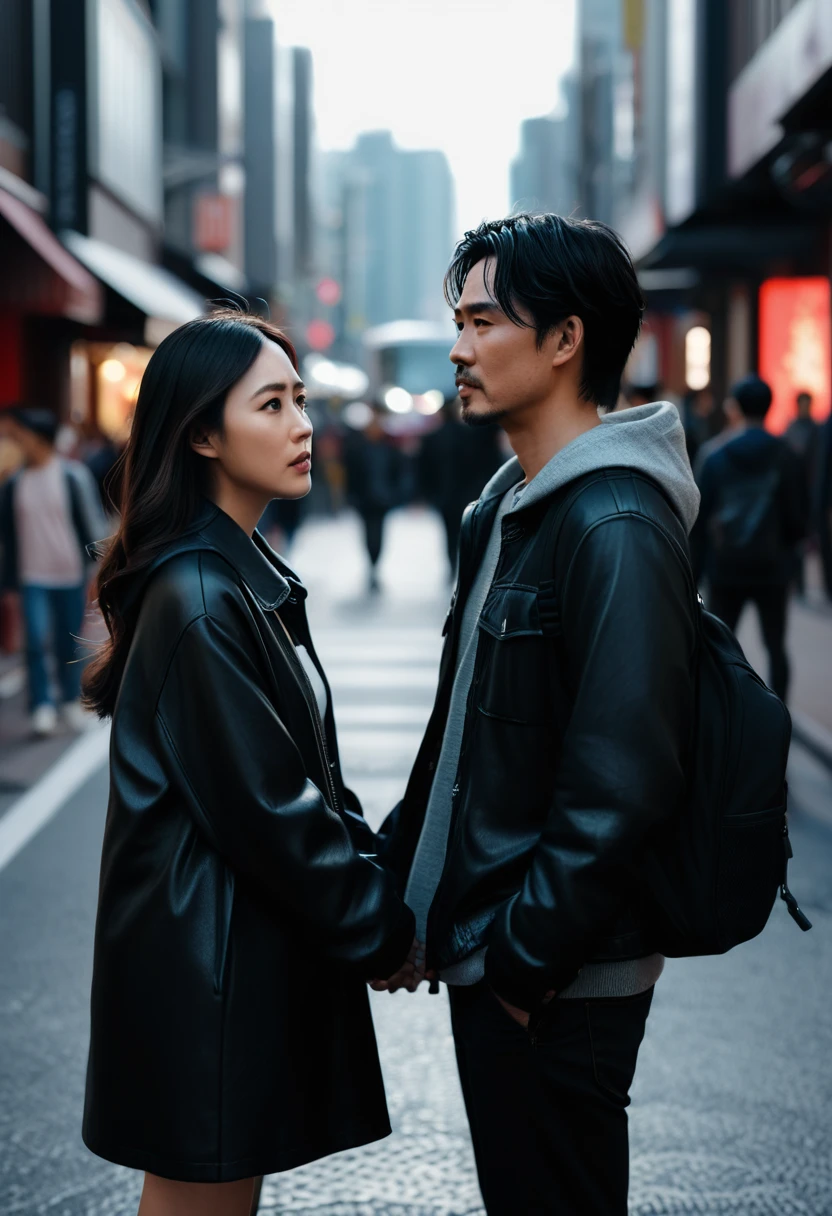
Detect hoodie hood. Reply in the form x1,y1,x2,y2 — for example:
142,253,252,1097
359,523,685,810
480,401,700,534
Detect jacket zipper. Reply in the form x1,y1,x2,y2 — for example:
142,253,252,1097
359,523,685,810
273,612,342,816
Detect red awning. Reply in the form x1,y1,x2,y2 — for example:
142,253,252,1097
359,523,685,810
0,188,103,324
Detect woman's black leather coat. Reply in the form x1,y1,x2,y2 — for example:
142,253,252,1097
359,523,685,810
83,504,414,1183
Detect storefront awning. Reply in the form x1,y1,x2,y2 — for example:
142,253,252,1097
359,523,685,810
61,230,206,342
0,189,103,323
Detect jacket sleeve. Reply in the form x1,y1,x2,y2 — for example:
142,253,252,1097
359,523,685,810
484,514,697,1012
155,611,414,978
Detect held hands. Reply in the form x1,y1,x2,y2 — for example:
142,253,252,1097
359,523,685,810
369,937,431,994
493,988,556,1028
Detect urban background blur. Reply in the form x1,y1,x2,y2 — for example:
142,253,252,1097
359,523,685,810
2,3,832,1212
1,1,831,507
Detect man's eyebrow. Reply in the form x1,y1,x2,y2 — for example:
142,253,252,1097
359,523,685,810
251,380,305,398
454,300,502,316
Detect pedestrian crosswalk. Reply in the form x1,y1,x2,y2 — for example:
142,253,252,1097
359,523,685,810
312,624,443,831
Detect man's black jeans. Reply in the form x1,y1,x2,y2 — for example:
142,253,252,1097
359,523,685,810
449,980,654,1216
708,582,790,701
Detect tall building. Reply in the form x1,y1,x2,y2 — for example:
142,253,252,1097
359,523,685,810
577,0,832,423
510,111,578,217
321,131,455,357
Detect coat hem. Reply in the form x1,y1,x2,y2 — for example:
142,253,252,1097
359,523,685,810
82,1121,393,1183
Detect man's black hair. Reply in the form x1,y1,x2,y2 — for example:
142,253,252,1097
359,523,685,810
11,406,59,444
731,375,773,420
444,212,645,408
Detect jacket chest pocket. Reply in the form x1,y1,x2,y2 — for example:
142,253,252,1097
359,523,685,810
475,584,552,726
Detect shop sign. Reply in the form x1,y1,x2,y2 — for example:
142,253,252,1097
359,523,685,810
759,277,831,433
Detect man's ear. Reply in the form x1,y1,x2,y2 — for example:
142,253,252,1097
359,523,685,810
190,429,219,460
551,315,584,368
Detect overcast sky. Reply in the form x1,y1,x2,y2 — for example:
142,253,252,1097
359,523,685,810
268,0,577,237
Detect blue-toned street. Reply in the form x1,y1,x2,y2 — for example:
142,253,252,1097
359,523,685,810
1,511,831,1216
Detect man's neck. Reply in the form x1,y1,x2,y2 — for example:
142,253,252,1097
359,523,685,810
500,392,601,483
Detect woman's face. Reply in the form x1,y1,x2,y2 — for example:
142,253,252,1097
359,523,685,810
197,337,313,503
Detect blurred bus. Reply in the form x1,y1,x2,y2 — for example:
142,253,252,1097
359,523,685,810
362,321,457,402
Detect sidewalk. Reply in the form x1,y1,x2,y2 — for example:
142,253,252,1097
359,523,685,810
734,561,832,767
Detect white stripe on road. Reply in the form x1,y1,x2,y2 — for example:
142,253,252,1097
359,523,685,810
0,724,110,874
327,666,439,689
335,705,431,727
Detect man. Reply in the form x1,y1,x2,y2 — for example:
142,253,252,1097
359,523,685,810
378,214,700,1214
692,386,747,481
784,391,820,595
817,409,832,601
419,396,503,575
0,407,107,735
344,404,405,593
693,375,807,701
682,384,717,468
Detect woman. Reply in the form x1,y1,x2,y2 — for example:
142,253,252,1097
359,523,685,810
82,313,419,1216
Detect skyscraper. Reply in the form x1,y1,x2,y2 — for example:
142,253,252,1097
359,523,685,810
321,131,455,355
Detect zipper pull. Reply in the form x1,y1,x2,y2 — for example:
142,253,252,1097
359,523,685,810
781,826,812,930
780,883,812,931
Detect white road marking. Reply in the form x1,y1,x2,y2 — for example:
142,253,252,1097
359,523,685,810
0,724,110,873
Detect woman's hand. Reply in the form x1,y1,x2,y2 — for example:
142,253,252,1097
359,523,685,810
369,937,425,993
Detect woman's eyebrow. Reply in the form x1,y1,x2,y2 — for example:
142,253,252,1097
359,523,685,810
251,380,306,399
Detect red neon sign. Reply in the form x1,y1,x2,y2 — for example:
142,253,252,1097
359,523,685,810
758,277,831,434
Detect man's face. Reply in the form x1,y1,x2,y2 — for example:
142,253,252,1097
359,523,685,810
449,259,568,426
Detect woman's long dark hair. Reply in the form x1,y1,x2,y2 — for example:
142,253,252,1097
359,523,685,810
83,311,298,718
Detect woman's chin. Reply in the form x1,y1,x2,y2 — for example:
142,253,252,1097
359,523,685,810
274,476,312,501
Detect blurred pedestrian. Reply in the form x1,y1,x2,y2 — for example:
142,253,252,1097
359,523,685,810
419,397,503,573
682,385,717,468
85,434,126,516
0,407,107,736
81,314,418,1216
817,409,832,601
619,381,661,411
693,375,807,701
693,388,747,481
379,214,698,1216
344,405,405,592
784,391,821,595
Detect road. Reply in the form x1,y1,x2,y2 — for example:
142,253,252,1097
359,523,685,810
1,508,831,1215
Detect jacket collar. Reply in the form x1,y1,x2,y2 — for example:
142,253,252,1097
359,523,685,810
190,502,294,610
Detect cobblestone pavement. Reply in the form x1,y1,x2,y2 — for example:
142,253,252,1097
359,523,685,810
1,509,831,1215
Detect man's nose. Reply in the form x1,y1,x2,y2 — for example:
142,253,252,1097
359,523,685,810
450,333,472,366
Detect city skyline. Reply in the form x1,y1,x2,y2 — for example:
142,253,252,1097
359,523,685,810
267,0,577,236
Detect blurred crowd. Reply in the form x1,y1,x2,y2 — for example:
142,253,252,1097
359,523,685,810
0,375,829,738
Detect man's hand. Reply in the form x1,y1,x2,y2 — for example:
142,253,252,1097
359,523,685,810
369,937,425,994
493,988,556,1029
493,991,530,1027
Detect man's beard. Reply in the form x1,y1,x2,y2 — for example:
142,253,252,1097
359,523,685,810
460,400,510,427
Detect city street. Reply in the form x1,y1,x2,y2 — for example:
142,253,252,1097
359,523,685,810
1,509,832,1216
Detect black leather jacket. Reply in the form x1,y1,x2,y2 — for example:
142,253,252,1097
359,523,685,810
381,468,697,1015
84,503,414,1183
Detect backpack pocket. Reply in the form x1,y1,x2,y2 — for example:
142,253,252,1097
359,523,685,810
717,801,786,948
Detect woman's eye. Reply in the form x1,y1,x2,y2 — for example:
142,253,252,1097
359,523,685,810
297,396,307,412
263,398,281,412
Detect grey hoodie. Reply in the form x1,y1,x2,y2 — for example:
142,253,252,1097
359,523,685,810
405,401,700,999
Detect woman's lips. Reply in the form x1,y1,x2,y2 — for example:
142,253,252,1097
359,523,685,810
290,455,311,473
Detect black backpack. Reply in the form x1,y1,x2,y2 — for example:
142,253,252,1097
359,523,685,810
709,455,786,577
546,473,811,958
641,601,811,957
